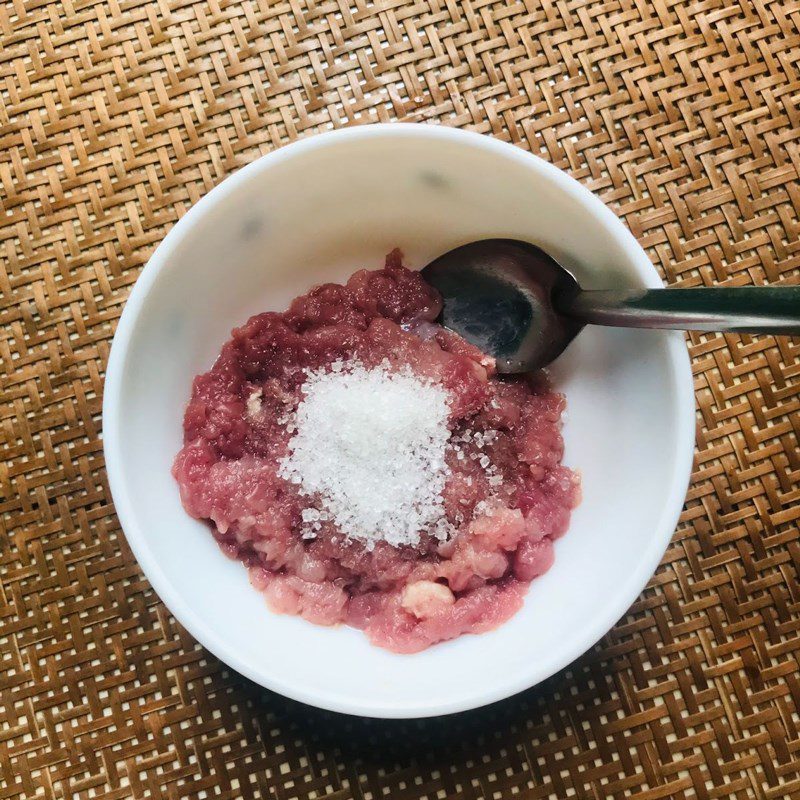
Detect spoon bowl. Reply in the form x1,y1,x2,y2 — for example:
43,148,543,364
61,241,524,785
422,239,584,372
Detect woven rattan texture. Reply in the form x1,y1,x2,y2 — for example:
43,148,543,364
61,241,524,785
2,1,799,798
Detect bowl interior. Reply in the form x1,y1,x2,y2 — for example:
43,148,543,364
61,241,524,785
104,126,693,717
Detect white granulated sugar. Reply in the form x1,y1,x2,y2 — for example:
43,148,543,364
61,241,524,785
279,360,453,548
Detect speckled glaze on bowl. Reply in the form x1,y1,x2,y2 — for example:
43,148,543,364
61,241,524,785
103,124,694,718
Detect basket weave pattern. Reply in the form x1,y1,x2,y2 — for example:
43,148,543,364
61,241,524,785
1,1,799,798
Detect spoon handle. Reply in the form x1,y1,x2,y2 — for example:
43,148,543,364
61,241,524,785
560,286,800,335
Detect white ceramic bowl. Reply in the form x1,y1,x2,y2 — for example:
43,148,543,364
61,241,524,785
103,124,694,718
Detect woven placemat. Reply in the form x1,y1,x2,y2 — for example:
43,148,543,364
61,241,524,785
2,1,799,798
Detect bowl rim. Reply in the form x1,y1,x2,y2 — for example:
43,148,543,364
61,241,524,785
102,122,695,718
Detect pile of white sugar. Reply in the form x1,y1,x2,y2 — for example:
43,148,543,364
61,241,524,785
278,360,453,548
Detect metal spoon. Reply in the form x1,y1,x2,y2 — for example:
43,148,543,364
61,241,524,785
421,239,800,373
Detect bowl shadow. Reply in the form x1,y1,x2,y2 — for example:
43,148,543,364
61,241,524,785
209,639,613,776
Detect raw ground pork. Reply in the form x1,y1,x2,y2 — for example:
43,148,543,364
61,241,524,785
173,251,580,653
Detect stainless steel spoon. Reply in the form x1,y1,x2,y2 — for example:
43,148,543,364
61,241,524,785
421,239,800,373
